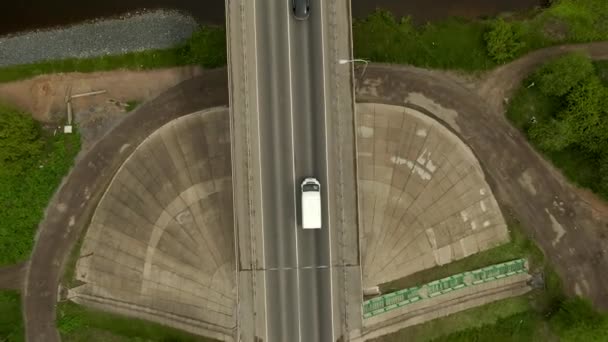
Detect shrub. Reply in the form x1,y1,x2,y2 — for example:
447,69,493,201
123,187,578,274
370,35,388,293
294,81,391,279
484,18,525,63
528,119,573,151
535,52,595,97
559,76,608,154
0,104,43,175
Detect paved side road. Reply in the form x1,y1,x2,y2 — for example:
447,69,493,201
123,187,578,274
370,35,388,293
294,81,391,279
356,59,608,309
22,68,229,342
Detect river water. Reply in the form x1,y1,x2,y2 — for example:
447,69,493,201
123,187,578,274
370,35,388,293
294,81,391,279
0,0,544,35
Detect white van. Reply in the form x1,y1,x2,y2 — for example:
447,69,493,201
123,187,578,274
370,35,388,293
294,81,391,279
301,178,322,229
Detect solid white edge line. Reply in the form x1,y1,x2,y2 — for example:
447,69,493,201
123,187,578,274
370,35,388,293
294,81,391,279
285,4,303,342
318,1,336,341
252,0,270,340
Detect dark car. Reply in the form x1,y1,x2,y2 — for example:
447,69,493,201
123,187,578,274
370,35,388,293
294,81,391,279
292,0,310,20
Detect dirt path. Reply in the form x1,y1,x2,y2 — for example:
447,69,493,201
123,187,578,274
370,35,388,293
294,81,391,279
356,59,608,309
477,41,608,117
0,66,204,122
475,41,608,220
0,262,26,290
22,68,228,342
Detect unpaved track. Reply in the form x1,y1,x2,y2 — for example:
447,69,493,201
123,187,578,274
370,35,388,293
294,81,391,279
22,68,228,342
477,41,608,116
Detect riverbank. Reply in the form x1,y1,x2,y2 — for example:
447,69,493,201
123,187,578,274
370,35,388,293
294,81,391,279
0,10,198,67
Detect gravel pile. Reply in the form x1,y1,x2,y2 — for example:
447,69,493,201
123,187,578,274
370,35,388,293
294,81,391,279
0,10,199,67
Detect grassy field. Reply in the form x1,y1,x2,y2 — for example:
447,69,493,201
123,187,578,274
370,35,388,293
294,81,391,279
57,301,218,342
0,290,24,341
353,0,608,71
0,25,226,83
379,218,543,293
370,296,553,342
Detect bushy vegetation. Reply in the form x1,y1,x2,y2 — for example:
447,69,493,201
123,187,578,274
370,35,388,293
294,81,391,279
0,103,81,265
0,25,227,83
0,291,24,341
57,301,217,341
507,53,608,199
353,0,608,71
484,18,526,64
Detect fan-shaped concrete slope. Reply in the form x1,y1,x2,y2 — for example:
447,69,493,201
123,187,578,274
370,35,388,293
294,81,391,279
70,108,235,340
357,103,510,288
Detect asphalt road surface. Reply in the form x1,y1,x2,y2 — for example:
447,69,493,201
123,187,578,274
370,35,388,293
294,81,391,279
253,0,333,341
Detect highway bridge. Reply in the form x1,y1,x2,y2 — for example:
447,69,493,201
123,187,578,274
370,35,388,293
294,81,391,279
226,0,362,340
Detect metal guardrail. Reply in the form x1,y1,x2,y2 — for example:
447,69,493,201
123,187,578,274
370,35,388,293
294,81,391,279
362,258,527,318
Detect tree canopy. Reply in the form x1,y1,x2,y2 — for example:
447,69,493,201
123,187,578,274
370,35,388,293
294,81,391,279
536,52,595,97
484,18,525,63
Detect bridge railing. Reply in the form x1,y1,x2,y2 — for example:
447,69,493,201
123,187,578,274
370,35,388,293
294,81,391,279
362,258,527,318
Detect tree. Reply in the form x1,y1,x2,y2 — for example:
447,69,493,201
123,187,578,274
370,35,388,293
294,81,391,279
559,76,608,154
0,103,43,175
484,18,525,63
536,52,595,97
528,119,573,151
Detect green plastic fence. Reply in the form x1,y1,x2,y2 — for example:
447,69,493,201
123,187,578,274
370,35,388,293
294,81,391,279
362,258,527,318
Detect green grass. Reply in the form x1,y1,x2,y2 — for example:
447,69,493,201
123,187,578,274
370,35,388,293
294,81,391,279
429,310,552,342
0,113,81,266
353,0,608,71
0,290,24,342
57,302,218,342
125,100,140,112
379,219,543,293
371,296,552,342
0,25,226,83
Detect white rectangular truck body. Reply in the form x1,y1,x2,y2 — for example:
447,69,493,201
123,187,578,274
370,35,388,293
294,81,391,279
301,178,322,229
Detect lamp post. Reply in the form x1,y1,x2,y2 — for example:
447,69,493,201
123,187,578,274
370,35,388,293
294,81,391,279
338,58,369,79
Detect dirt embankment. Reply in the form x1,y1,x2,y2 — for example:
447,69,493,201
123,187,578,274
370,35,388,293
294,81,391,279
0,66,204,150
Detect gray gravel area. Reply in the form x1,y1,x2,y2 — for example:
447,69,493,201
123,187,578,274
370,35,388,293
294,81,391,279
0,10,199,67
